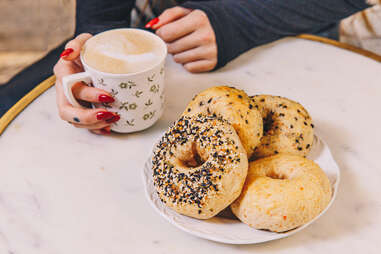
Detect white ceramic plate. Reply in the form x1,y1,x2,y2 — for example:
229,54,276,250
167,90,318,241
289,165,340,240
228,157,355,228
142,134,340,244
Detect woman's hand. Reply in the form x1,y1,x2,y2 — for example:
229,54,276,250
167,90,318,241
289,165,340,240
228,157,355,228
53,33,120,135
151,7,217,73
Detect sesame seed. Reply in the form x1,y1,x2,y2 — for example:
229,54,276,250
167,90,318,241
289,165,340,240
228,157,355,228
152,114,242,209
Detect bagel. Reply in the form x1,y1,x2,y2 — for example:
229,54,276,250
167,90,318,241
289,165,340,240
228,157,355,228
183,86,263,158
250,95,314,159
231,154,332,232
152,114,248,219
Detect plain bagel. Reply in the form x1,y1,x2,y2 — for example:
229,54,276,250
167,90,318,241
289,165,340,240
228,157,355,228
183,86,263,158
152,114,248,219
231,154,332,232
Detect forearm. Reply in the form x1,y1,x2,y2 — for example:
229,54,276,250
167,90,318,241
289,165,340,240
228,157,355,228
182,0,371,69
75,0,135,35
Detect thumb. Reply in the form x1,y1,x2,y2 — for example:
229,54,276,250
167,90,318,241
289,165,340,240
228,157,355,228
72,82,114,103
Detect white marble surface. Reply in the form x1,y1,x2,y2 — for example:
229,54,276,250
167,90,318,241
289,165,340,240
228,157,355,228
1,37,381,253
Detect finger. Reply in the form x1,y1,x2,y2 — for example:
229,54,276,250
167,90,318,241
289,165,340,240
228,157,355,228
153,7,191,29
72,121,111,130
55,80,73,113
61,107,105,125
55,80,76,109
183,60,217,73
55,81,110,127
72,82,114,103
53,58,84,82
167,32,200,54
55,80,119,126
59,105,119,125
92,126,112,135
101,126,112,134
91,129,104,135
73,58,84,69
62,33,92,61
173,46,214,64
156,12,198,42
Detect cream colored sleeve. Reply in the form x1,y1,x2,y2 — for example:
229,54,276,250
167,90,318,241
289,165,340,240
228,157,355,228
340,1,381,54
367,0,381,4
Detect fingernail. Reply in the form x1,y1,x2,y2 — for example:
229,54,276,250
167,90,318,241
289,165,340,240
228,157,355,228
100,128,111,134
60,48,74,58
96,111,114,120
98,94,115,103
105,114,121,123
145,17,159,29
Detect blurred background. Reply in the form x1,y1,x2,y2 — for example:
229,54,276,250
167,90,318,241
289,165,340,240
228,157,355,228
0,0,75,84
1,0,380,86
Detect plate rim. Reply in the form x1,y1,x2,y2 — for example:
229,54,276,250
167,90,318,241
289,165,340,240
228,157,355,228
142,134,341,244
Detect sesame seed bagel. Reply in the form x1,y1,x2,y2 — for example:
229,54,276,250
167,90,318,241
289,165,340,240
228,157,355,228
152,114,248,219
250,95,314,159
231,154,332,232
182,86,263,158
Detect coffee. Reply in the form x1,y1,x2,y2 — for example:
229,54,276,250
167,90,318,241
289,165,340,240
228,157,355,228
63,28,167,133
82,29,164,74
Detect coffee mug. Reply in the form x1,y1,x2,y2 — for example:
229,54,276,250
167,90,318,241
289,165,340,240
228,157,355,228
62,28,167,133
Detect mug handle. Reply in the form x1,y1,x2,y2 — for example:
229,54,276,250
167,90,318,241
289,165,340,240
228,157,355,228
62,72,92,108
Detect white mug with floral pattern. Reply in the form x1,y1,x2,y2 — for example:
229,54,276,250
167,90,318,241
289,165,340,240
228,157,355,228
62,28,167,133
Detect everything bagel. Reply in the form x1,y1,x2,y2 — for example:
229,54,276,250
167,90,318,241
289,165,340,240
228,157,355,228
250,95,314,159
183,86,263,158
152,114,248,219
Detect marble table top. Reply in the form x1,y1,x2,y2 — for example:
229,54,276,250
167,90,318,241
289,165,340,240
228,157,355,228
1,37,381,254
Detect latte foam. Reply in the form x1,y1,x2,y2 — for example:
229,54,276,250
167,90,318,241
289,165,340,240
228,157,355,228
82,29,164,74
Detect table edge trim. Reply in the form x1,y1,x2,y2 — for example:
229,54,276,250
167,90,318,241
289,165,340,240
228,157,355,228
0,75,56,135
1,35,380,135
297,34,381,62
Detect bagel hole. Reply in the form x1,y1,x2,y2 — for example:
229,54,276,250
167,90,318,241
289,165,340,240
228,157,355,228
216,207,238,220
178,142,206,168
263,111,275,134
267,172,286,180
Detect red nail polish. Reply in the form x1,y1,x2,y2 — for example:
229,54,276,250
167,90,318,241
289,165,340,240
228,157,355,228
98,94,115,103
105,114,121,123
145,17,159,29
96,111,115,120
100,128,111,134
60,48,74,58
